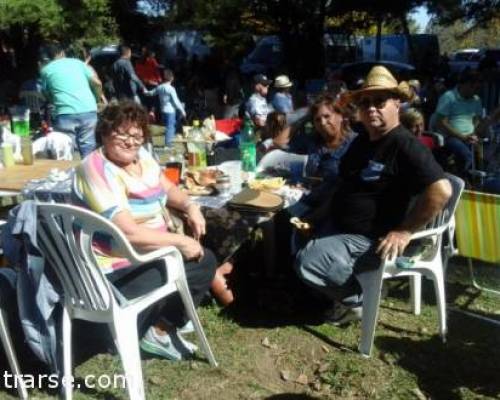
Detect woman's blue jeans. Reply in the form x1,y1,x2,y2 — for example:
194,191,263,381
445,136,474,172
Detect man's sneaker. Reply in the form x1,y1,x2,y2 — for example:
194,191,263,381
159,318,198,352
140,327,192,361
324,303,363,326
172,330,198,353
178,320,195,334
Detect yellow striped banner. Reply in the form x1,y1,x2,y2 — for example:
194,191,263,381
455,190,500,263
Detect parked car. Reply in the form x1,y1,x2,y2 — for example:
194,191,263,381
478,48,500,70
448,48,500,74
328,60,416,89
448,48,482,74
240,35,283,76
358,34,439,69
89,45,121,78
152,30,211,65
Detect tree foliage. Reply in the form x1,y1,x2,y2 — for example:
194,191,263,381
428,17,500,53
0,0,118,47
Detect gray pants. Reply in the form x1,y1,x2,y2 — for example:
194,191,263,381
295,233,379,305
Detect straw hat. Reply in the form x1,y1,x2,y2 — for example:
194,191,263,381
350,65,413,102
274,75,293,89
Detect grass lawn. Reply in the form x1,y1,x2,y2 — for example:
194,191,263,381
1,257,499,400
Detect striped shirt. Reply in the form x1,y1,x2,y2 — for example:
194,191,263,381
72,147,167,273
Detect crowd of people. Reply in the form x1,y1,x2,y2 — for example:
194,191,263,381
1,38,500,373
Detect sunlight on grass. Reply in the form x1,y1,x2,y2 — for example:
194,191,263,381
3,258,498,399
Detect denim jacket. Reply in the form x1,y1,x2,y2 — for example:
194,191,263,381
3,201,61,373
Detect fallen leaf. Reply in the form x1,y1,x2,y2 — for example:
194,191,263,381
148,375,164,385
295,374,308,385
411,387,427,400
321,345,330,353
280,370,292,381
190,361,200,370
380,352,394,365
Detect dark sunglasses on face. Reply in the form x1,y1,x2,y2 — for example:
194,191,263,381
357,95,393,110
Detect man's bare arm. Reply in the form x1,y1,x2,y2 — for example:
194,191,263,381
377,178,452,259
436,116,466,140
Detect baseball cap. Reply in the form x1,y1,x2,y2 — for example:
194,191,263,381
253,74,272,86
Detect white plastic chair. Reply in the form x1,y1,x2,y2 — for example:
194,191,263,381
0,221,28,400
355,174,465,357
0,305,28,399
256,149,308,175
36,203,217,400
19,90,45,115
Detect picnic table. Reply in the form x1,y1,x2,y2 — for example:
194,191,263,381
0,159,78,207
19,165,272,263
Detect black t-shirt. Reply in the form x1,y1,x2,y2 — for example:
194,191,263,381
331,125,444,238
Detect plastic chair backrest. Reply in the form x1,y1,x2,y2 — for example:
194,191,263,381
36,203,139,312
19,91,45,114
419,173,464,233
439,173,465,227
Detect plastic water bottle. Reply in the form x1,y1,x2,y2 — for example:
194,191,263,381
187,120,207,170
21,137,33,165
1,142,14,168
239,117,256,179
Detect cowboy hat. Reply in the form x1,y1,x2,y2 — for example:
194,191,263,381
274,75,293,89
349,65,413,102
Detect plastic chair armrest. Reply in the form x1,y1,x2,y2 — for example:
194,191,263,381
129,246,182,265
410,225,446,241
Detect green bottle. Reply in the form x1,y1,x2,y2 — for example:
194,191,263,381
239,117,256,174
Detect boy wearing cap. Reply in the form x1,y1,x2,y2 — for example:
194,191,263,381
295,66,452,324
245,74,272,127
271,74,294,114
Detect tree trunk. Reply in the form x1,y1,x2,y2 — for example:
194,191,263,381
402,14,416,66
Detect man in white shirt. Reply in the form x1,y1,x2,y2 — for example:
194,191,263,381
245,74,272,127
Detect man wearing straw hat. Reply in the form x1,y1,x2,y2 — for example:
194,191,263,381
295,66,452,324
271,74,294,114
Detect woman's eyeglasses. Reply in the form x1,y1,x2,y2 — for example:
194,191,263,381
112,131,145,145
357,95,393,110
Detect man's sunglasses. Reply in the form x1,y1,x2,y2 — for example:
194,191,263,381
357,95,394,110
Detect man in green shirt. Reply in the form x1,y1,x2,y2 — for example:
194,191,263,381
435,70,483,173
41,43,102,157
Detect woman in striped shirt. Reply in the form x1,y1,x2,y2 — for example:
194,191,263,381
72,100,216,361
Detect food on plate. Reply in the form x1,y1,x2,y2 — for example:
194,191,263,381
248,177,286,191
290,217,311,231
186,168,224,187
183,168,224,196
185,185,214,196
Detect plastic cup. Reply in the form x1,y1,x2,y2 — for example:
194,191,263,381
9,107,30,137
218,161,242,194
21,138,33,165
2,143,15,168
164,162,182,185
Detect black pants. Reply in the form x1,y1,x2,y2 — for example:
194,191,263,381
107,248,217,333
